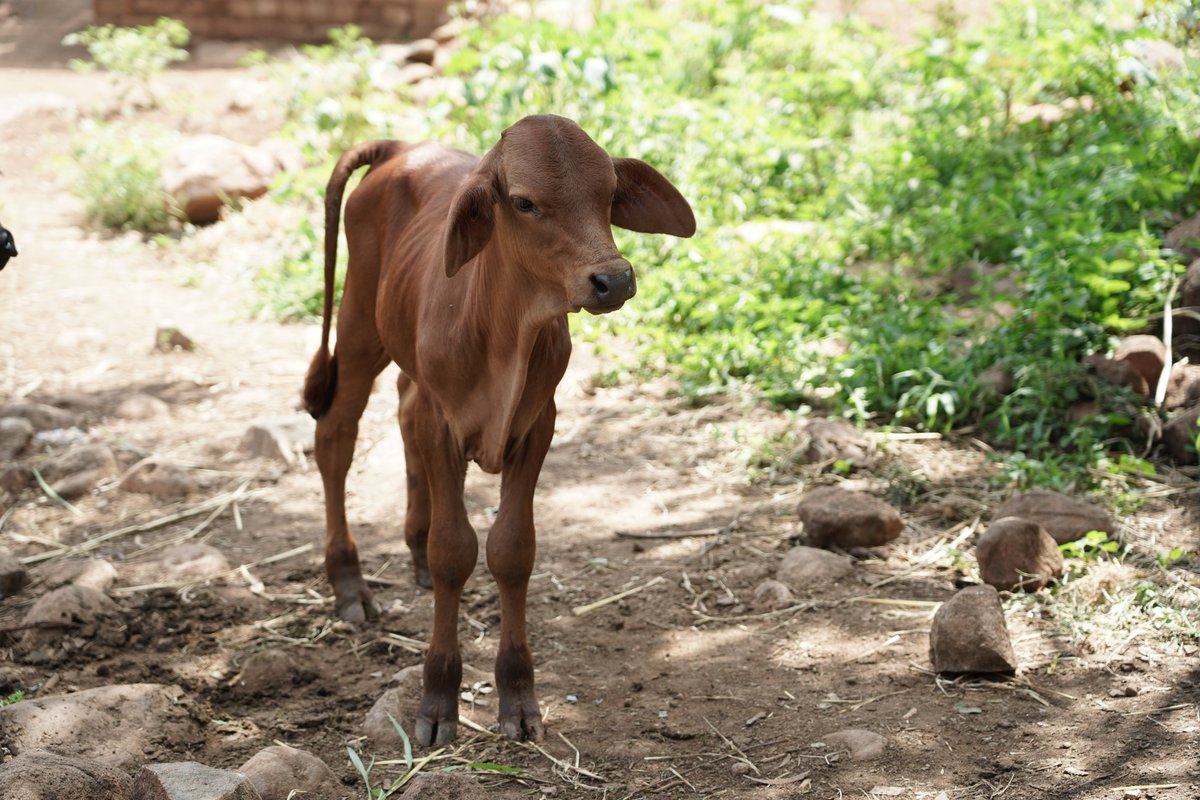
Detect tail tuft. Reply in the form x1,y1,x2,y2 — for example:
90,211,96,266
303,348,338,419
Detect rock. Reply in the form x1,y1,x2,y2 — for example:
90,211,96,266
0,684,200,768
1,464,33,496
798,418,877,470
133,762,262,800
41,443,118,484
397,772,489,799
19,584,123,651
0,403,82,432
155,326,197,353
256,138,306,173
239,416,315,467
234,649,299,695
819,728,887,761
1113,335,1166,396
0,416,34,460
992,490,1116,545
975,517,1063,592
40,557,118,592
114,393,171,421
776,545,855,586
1165,362,1200,410
119,457,195,500
796,486,903,549
160,134,281,225
0,748,134,800
239,745,341,800
1166,212,1200,262
752,579,794,609
160,543,229,579
1086,354,1149,397
396,62,438,85
1162,405,1200,465
929,585,1017,674
403,37,438,64
430,17,465,43
0,549,29,598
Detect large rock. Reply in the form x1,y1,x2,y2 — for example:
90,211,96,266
992,490,1115,545
239,416,316,467
1112,335,1166,397
119,457,195,500
776,545,855,586
161,134,280,224
1162,405,1200,465
929,585,1017,674
39,443,119,500
0,684,201,768
975,517,1063,592
796,486,903,549
133,762,262,800
0,416,34,460
239,746,341,800
0,749,134,800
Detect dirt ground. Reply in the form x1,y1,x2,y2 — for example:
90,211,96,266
1,4,1199,800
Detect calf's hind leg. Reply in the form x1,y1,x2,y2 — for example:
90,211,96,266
397,373,432,589
312,336,390,623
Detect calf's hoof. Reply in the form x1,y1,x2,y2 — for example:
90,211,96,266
415,714,457,747
499,711,544,742
333,594,381,624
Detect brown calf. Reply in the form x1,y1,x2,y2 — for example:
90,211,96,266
303,115,695,746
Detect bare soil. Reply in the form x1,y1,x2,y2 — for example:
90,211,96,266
1,8,1199,800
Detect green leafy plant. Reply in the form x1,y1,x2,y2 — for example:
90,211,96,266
1,690,24,707
69,121,181,232
62,17,190,108
1060,530,1125,561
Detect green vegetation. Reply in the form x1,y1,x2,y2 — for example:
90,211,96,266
69,121,181,232
63,17,190,108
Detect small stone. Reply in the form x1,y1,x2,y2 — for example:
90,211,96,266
752,579,794,609
40,557,117,592
239,745,341,800
119,457,195,500
1165,363,1200,410
20,584,122,648
730,760,753,776
819,728,887,761
235,649,299,695
796,486,903,549
0,464,32,496
0,549,29,598
1112,335,1166,396
0,749,134,799
0,403,82,432
0,416,34,460
49,469,110,501
161,543,229,579
403,37,438,64
992,490,1116,545
114,393,171,420
929,585,1017,674
133,761,263,800
41,443,118,484
239,416,315,466
396,62,438,85
155,326,197,353
798,418,877,470
975,517,1064,592
1163,406,1200,465
777,545,855,586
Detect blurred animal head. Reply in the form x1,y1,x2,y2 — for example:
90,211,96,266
0,225,16,271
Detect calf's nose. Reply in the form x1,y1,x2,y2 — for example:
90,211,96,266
590,267,635,301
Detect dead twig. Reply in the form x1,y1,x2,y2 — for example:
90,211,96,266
572,575,665,616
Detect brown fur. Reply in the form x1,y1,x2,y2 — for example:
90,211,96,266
304,115,694,746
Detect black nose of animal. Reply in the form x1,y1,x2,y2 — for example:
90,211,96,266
590,268,635,300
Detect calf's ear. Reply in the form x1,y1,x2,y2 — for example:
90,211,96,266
611,157,696,239
443,152,502,277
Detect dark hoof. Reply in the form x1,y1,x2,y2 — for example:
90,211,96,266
334,595,381,624
499,713,544,742
411,554,432,589
415,715,457,747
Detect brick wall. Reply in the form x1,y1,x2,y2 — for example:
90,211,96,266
92,0,452,41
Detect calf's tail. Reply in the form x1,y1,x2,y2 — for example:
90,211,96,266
303,140,403,419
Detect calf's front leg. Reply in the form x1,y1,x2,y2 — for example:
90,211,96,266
488,402,555,741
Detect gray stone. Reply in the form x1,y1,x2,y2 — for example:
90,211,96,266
929,585,1017,674
819,728,887,761
161,543,229,579
776,545,855,587
799,418,877,470
0,403,82,432
0,684,200,768
119,457,195,500
114,393,171,421
1,549,29,598
0,748,134,800
976,517,1063,592
752,579,794,609
992,490,1116,545
160,134,280,225
239,416,315,466
234,649,299,695
239,745,341,800
133,762,262,800
797,486,903,549
19,584,123,651
40,443,118,484
0,416,34,460
40,557,118,592
1165,363,1200,410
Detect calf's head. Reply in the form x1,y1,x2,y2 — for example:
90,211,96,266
442,115,695,315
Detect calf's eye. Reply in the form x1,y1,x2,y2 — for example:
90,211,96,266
511,196,539,215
